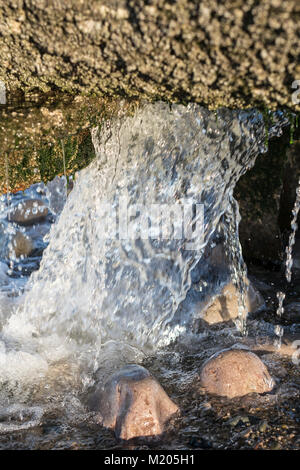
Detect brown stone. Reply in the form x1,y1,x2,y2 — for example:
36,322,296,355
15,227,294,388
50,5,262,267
10,231,34,258
200,349,274,398
201,279,264,325
8,199,48,225
88,365,178,440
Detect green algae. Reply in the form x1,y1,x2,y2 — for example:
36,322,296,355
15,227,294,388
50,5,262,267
0,93,139,193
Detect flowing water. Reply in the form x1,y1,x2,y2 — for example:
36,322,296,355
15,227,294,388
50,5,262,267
0,102,299,449
274,177,300,348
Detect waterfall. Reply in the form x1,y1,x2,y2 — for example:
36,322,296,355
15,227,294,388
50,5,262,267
0,102,287,392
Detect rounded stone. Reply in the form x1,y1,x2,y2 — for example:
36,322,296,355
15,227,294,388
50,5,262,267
200,349,274,398
202,280,264,325
8,199,48,225
88,364,179,440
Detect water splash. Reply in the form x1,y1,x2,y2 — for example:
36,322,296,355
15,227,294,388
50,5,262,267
0,405,44,434
4,153,11,215
274,177,300,348
285,178,300,283
1,102,287,393
60,138,68,201
223,196,248,336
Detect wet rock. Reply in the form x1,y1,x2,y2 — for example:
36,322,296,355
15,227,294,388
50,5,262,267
0,405,44,434
9,231,34,258
7,199,48,225
200,349,274,398
259,420,268,433
88,365,178,440
201,280,264,325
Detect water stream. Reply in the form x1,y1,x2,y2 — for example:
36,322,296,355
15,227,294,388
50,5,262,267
274,178,300,348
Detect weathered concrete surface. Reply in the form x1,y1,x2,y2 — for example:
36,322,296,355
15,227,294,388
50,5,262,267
0,0,299,110
8,199,48,225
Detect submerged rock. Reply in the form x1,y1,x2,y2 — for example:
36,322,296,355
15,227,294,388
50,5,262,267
8,199,48,225
88,365,178,440
200,349,274,398
201,279,264,325
9,232,34,258
292,238,300,270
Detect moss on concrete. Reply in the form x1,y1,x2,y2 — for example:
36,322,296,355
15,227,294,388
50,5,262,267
0,1,299,195
0,93,139,192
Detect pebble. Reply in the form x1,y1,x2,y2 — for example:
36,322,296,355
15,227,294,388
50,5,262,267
259,420,268,433
8,199,48,225
228,415,250,427
200,348,274,398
